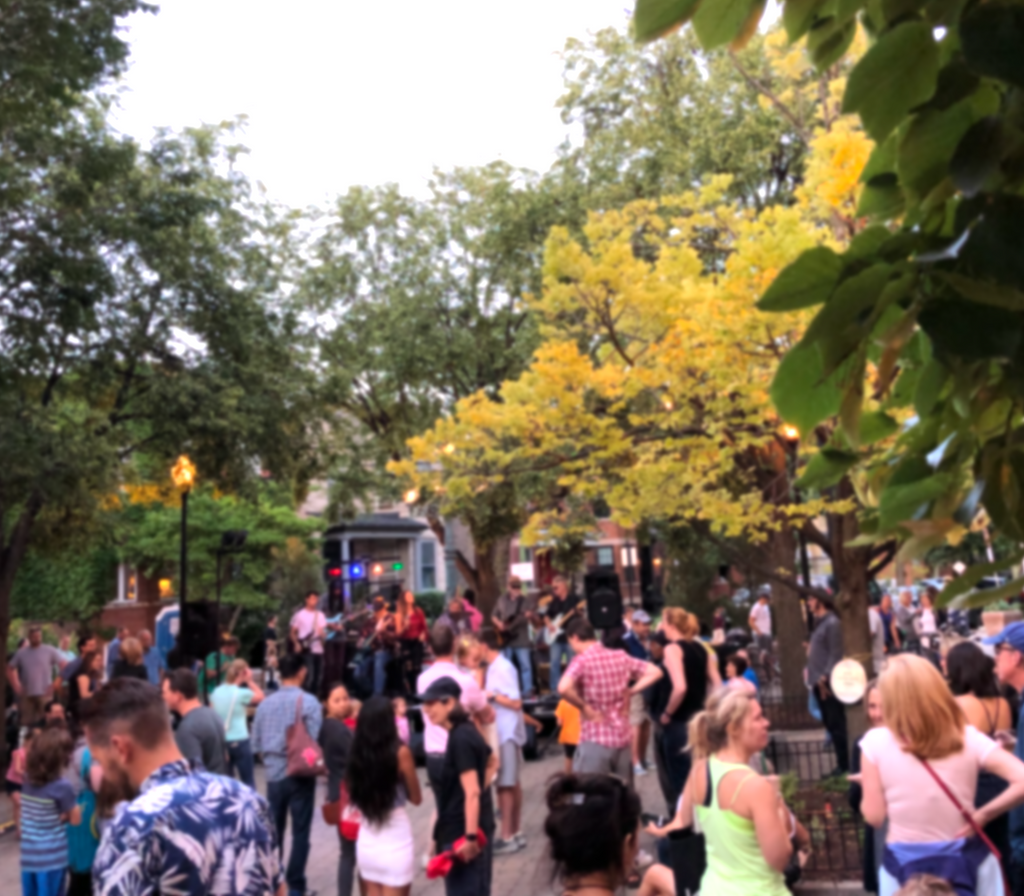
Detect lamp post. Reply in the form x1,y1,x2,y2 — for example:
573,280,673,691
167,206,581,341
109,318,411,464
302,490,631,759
215,530,248,684
171,455,196,667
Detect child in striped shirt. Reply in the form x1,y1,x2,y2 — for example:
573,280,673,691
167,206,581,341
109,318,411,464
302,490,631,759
20,726,80,896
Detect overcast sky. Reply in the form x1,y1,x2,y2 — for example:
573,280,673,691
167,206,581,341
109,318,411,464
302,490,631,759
113,1,633,208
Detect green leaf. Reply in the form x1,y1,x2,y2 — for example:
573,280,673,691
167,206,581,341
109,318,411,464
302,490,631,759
692,0,756,48
949,574,1024,610
770,341,847,435
878,472,954,530
808,16,857,69
796,449,860,490
756,246,843,312
634,0,703,42
846,225,893,261
959,195,1024,293
860,410,899,444
950,118,1006,198
961,3,1024,91
842,21,940,142
857,180,905,220
913,357,948,416
939,272,1024,311
897,98,977,201
783,0,827,40
882,0,925,24
860,133,899,183
804,264,893,343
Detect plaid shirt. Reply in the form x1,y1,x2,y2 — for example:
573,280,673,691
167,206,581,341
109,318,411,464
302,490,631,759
563,643,648,748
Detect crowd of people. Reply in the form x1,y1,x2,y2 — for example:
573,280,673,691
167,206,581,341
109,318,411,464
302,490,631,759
7,574,1024,896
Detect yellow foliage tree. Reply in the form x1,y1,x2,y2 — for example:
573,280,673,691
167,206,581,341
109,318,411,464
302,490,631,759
392,32,885,698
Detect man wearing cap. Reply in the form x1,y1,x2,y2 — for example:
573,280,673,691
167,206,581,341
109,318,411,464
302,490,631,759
623,610,653,777
492,575,534,698
989,621,1024,893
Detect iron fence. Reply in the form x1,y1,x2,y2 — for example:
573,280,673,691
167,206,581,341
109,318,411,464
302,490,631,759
761,693,825,732
765,735,840,783
801,808,865,881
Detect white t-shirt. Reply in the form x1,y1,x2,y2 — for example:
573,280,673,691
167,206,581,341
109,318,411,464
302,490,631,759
750,602,772,637
860,724,998,843
485,655,526,747
290,608,327,655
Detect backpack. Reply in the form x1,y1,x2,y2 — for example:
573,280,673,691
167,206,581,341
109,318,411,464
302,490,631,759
67,748,100,873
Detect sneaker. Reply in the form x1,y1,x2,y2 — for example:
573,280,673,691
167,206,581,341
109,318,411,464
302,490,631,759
514,831,527,849
493,837,520,856
633,762,648,777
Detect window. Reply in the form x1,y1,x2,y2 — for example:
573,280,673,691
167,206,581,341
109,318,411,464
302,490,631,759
420,540,437,590
596,546,615,568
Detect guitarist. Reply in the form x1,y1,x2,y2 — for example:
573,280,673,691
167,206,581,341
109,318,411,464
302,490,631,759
492,575,535,698
289,591,327,695
544,575,582,694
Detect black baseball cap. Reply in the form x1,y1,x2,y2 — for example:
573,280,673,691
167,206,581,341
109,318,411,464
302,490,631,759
419,675,462,703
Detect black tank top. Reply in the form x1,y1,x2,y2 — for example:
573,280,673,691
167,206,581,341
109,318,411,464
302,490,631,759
671,639,709,724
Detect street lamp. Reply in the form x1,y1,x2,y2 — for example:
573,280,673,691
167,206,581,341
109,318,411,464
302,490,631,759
171,455,196,667
215,530,248,685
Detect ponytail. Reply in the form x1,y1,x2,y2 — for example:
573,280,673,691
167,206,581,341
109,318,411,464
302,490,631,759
687,687,755,759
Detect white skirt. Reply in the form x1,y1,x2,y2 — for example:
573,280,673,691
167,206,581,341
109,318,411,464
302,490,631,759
356,805,415,887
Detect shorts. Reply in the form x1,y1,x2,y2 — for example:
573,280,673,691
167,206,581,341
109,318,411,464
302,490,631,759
563,744,577,759
629,692,647,727
573,741,632,781
497,742,522,789
5,780,22,795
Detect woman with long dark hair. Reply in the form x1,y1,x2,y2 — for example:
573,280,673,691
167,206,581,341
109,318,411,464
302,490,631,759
544,773,641,895
946,641,1014,865
396,591,427,695
346,695,422,896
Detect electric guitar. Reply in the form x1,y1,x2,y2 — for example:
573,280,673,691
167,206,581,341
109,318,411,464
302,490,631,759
543,599,587,646
292,608,371,653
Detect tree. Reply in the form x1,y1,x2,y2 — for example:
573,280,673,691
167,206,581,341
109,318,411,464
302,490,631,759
297,163,573,610
391,48,894,699
553,28,816,210
116,484,320,625
0,3,327,701
634,0,1024,605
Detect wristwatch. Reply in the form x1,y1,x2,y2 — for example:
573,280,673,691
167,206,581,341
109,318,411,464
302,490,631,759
464,833,478,842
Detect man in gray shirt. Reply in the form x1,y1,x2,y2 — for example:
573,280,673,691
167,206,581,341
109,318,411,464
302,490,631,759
161,668,228,776
807,595,848,773
7,626,66,725
492,576,535,697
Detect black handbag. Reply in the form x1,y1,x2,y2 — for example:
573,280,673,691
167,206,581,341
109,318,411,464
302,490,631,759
668,762,712,896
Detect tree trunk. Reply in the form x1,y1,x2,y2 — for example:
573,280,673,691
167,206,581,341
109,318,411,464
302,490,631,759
765,527,807,700
474,543,501,619
830,500,873,757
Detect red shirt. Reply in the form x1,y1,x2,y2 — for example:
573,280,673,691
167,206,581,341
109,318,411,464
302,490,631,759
399,607,427,640
563,643,648,749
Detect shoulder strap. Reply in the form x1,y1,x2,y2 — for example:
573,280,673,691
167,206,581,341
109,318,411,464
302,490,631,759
920,756,1009,896
981,698,997,737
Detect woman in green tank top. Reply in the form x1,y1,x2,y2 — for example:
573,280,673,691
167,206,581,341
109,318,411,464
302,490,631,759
639,688,809,896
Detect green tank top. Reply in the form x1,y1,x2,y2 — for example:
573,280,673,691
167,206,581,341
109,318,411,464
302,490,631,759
693,756,789,896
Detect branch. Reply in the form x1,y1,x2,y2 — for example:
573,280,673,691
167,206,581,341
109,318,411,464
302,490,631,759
728,50,812,145
800,520,832,555
868,542,898,580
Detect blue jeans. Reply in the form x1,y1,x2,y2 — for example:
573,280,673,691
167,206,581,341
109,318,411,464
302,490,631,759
662,720,692,810
502,646,534,696
373,649,390,695
549,641,573,693
267,776,315,895
227,738,255,788
442,838,493,896
22,870,66,896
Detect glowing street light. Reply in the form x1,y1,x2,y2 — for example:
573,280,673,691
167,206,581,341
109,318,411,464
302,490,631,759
404,488,420,504
780,424,800,441
170,455,196,666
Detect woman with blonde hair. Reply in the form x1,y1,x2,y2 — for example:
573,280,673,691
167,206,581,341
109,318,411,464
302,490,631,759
211,658,264,787
110,637,147,681
860,654,1024,895
639,687,807,896
454,633,500,785
656,607,721,807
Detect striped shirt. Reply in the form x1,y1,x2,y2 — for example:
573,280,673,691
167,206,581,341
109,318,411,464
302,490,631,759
20,778,75,872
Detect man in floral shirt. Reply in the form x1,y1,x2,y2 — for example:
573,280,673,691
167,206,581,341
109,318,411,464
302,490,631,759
84,678,284,896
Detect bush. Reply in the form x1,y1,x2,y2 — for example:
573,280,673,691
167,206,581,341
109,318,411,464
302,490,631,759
416,590,447,622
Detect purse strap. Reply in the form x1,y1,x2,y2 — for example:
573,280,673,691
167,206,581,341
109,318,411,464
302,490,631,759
920,757,1010,896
